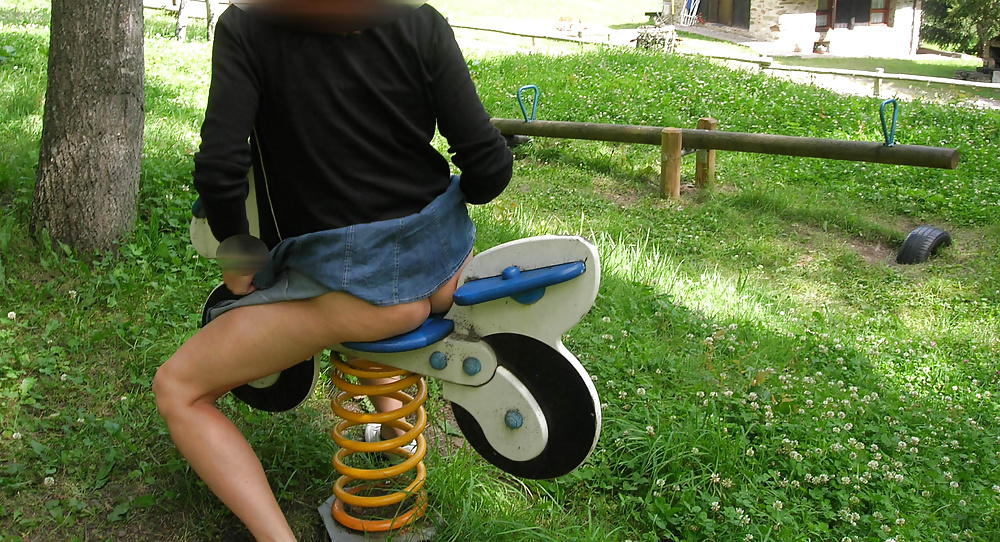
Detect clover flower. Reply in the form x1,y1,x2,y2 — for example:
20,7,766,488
6,311,15,320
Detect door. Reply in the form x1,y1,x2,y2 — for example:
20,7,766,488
732,0,750,29
718,0,733,25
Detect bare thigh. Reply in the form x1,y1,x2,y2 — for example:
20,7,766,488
155,255,472,406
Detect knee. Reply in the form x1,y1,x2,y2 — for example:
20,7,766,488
152,360,188,421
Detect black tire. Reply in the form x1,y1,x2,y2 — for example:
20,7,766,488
896,225,952,264
452,333,599,480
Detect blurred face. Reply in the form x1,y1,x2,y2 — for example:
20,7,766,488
234,0,424,32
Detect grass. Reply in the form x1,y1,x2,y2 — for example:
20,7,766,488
3,3,1000,541
770,56,982,80
767,54,1000,106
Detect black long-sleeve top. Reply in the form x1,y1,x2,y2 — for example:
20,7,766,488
193,4,513,247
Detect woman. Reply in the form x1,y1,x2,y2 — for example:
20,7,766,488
152,2,512,539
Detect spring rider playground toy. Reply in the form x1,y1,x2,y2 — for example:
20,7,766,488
191,171,601,539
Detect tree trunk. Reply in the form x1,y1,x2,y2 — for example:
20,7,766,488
33,0,144,254
206,0,223,41
175,0,190,41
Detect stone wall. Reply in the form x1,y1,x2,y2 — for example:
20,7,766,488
744,0,921,56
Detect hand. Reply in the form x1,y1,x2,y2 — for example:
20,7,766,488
216,235,268,295
223,270,257,296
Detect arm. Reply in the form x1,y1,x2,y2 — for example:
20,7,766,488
425,10,513,204
192,6,261,243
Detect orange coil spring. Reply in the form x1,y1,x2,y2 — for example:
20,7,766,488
329,357,429,532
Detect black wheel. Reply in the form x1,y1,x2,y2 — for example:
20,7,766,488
896,225,952,264
452,333,600,479
202,284,319,412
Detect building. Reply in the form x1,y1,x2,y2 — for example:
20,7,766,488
695,0,922,56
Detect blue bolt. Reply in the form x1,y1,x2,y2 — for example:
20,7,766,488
462,357,481,376
429,351,448,370
505,410,524,429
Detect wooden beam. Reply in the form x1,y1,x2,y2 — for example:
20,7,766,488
490,118,960,169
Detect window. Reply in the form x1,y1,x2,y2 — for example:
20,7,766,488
816,0,892,31
870,0,888,24
816,0,832,30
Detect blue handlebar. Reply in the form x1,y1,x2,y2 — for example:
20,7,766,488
453,261,586,306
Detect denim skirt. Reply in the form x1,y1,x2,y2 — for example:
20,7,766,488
206,176,475,322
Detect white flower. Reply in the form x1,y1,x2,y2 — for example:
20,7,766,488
602,316,611,323
746,447,755,457
951,481,960,488
637,387,646,396
6,311,15,320
43,477,54,486
11,432,22,440
69,290,77,300
646,425,655,436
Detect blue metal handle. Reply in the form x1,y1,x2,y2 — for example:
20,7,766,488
453,261,586,306
880,98,899,147
517,85,540,123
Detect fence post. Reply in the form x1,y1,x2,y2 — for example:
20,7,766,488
696,117,718,189
874,67,884,97
661,128,683,199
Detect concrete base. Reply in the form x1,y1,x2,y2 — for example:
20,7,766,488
318,495,436,542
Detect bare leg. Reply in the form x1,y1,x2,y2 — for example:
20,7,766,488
153,291,431,541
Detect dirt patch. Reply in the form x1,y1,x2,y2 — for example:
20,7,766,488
848,238,897,265
593,175,646,208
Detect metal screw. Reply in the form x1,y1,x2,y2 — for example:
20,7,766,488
429,351,448,371
462,357,481,376
505,410,524,429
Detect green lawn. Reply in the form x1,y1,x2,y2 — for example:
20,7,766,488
771,56,982,80
2,3,1000,542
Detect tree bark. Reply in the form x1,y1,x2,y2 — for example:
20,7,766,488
206,0,223,41
175,0,190,41
33,0,144,254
